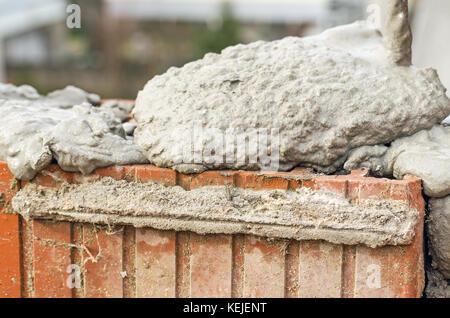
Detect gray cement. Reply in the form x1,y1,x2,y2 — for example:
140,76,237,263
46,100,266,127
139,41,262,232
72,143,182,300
12,177,420,248
425,269,450,298
133,21,450,174
0,83,147,180
345,125,450,198
426,196,450,298
386,125,450,198
428,196,450,279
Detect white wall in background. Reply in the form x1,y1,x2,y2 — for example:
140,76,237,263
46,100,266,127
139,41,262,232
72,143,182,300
412,0,450,96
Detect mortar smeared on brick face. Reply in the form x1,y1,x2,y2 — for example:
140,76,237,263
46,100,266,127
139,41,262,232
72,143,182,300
0,83,148,180
133,20,450,174
13,177,420,248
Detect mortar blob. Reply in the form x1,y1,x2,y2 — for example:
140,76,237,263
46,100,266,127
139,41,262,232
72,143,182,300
0,84,148,180
133,21,450,174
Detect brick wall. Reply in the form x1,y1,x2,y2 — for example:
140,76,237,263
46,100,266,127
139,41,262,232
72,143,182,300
0,162,425,298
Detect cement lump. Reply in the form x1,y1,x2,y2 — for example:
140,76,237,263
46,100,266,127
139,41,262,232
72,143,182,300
425,269,450,298
386,125,450,198
428,196,450,279
0,83,147,180
426,196,450,298
133,21,450,174
345,125,450,198
343,145,388,177
12,177,420,248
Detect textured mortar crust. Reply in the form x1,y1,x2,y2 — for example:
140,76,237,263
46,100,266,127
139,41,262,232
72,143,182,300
12,177,420,248
427,197,450,279
426,196,450,298
0,84,147,180
386,125,450,198
133,21,450,174
345,125,450,198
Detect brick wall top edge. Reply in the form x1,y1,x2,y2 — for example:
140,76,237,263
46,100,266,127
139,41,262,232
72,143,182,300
0,161,425,214
0,161,422,192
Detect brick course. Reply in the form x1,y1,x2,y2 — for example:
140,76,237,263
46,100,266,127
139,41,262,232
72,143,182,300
0,162,425,298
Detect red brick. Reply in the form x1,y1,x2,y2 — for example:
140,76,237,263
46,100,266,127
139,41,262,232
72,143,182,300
190,233,232,297
83,225,123,298
190,171,233,189
300,179,316,190
122,165,137,182
255,174,289,190
31,165,73,188
358,179,391,200
71,164,125,184
405,175,425,211
315,177,348,196
135,165,176,186
354,216,424,298
94,166,124,180
287,179,302,189
72,173,101,184
233,172,290,190
176,173,192,190
347,180,361,202
0,162,427,298
136,228,176,298
231,235,245,297
285,240,300,298
298,241,343,298
0,212,21,297
233,172,258,189
122,226,136,298
341,245,356,298
389,181,409,201
243,236,285,298
33,220,72,298
175,232,191,297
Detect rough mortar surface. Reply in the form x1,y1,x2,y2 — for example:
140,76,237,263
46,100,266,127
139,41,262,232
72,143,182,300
0,84,147,180
345,125,450,198
426,196,450,298
12,177,420,248
133,21,450,174
428,197,450,279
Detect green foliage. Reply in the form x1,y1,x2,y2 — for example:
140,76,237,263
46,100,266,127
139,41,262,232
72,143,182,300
192,2,241,59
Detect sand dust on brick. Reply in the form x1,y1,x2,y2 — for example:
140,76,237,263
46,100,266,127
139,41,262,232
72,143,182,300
12,177,420,248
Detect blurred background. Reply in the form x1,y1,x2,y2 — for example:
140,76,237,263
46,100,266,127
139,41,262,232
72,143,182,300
0,0,448,99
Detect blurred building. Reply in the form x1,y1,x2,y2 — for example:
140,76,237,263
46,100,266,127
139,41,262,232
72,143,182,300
1,0,449,99
0,0,66,81
104,0,328,25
